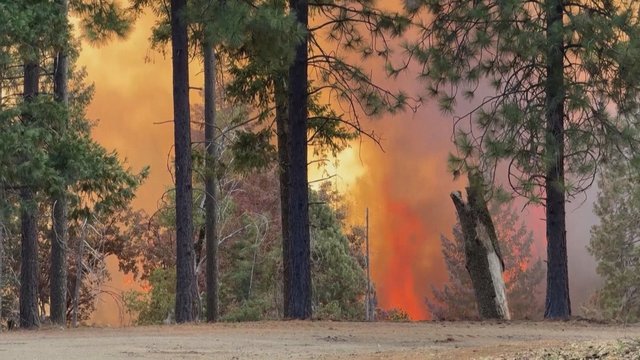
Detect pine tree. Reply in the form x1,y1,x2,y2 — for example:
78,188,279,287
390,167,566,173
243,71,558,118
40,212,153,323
589,152,640,322
311,183,367,320
0,0,141,328
409,0,640,319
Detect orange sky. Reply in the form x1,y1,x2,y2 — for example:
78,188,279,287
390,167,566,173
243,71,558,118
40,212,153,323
79,7,600,323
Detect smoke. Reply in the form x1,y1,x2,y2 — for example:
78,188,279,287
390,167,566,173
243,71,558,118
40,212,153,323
78,13,175,325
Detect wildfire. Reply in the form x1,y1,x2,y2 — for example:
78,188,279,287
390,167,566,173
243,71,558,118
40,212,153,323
376,197,433,319
79,8,558,325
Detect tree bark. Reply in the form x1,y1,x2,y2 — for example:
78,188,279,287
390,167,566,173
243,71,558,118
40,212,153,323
0,66,3,331
72,220,86,328
285,0,312,319
50,0,70,326
20,190,40,328
171,0,197,323
450,173,510,320
51,195,68,325
203,43,218,323
0,219,4,330
544,0,570,320
274,76,291,315
19,61,40,329
0,59,3,109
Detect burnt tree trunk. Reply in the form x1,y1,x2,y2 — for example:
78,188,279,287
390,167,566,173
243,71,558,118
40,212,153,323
51,0,70,325
171,0,197,323
20,61,40,329
450,174,510,320
286,0,311,319
544,0,570,320
274,76,290,315
203,43,218,323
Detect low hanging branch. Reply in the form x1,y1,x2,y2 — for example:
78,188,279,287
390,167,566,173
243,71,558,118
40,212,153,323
450,172,510,320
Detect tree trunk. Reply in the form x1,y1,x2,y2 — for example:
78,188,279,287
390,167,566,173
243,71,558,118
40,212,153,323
450,173,510,320
274,76,290,316
0,219,4,330
203,43,218,323
544,0,570,320
171,0,197,323
0,59,3,109
50,0,70,326
51,195,68,326
285,0,311,319
0,68,3,330
72,220,86,328
19,61,40,329
20,189,40,328
0,64,2,329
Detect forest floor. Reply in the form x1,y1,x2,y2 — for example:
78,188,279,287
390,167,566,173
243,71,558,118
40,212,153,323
1,320,639,359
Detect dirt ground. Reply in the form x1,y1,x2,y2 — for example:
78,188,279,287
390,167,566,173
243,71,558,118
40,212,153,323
1,320,639,359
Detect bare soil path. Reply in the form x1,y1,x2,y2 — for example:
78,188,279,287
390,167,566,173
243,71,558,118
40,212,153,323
1,320,639,359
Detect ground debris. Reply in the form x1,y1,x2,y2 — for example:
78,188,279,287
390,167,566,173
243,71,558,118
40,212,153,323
487,339,640,360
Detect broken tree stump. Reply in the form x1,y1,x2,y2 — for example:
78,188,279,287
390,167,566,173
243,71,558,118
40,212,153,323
450,173,510,320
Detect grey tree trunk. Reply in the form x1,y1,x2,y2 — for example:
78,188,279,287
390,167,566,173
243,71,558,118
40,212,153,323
171,0,197,323
285,0,312,319
544,0,570,320
203,43,218,323
51,0,70,325
274,77,290,315
450,173,510,320
20,61,40,329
